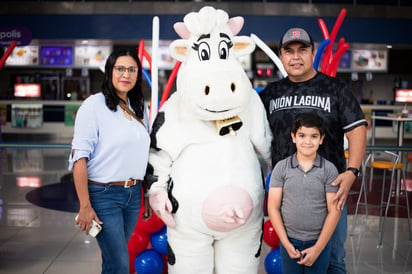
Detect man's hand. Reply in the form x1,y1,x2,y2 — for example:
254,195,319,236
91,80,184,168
331,171,357,210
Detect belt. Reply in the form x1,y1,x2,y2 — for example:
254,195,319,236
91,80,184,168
88,179,140,188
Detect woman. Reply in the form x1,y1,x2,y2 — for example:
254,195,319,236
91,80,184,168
69,48,150,274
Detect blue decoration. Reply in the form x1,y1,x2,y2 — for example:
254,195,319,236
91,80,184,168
265,172,272,192
254,87,264,93
313,38,330,71
134,249,164,274
151,225,168,255
264,248,282,274
142,67,152,87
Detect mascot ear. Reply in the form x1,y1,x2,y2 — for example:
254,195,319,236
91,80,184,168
228,16,244,36
169,39,190,62
232,36,256,58
174,22,191,40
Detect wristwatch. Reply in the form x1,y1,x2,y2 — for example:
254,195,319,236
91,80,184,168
346,167,360,177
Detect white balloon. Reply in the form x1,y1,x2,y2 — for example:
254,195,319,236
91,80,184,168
250,33,287,78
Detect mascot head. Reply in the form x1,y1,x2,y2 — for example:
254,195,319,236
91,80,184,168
169,6,256,121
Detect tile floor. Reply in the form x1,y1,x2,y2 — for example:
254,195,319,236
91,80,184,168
0,147,411,274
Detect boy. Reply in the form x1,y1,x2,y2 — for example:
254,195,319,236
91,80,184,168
267,112,341,274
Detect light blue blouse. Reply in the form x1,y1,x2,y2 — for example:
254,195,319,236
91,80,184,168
68,92,150,183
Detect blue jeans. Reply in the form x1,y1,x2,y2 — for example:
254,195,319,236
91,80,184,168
280,237,331,274
89,183,142,274
328,204,347,274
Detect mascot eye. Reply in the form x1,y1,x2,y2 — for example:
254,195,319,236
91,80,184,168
218,41,229,60
198,42,210,61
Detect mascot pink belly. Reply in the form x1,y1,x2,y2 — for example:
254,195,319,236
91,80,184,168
202,185,253,232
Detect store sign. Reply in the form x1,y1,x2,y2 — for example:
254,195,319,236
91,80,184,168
14,83,41,98
395,89,412,103
74,45,111,68
351,49,388,72
0,27,32,46
5,45,39,66
40,46,73,66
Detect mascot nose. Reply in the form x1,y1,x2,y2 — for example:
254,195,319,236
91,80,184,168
204,83,236,96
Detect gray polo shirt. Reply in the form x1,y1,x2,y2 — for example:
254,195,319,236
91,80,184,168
270,153,339,241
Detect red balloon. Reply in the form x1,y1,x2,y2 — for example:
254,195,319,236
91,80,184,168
263,219,280,248
137,212,165,234
128,227,150,273
317,18,329,40
161,254,168,274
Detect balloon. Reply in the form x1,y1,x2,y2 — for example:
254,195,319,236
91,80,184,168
138,39,145,62
143,49,152,72
336,37,346,53
327,42,349,77
263,219,280,248
161,254,168,274
313,39,330,71
150,16,160,129
142,67,152,87
320,8,347,73
254,87,264,94
329,8,347,53
134,249,164,274
137,211,165,234
265,172,272,192
151,225,168,255
320,44,331,73
128,228,151,273
251,33,287,78
264,248,282,274
0,41,17,70
159,61,181,109
317,18,329,40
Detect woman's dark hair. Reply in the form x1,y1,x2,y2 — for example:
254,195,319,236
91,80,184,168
101,48,144,119
292,112,325,136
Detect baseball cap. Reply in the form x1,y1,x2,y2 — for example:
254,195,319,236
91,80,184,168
280,27,314,48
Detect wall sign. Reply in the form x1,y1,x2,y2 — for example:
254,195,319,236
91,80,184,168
0,26,32,46
351,49,388,72
40,46,73,66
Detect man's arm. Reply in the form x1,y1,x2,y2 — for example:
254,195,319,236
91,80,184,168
332,125,367,209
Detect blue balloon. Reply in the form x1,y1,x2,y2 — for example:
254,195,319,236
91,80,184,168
265,172,272,192
264,248,282,274
254,87,264,93
151,225,168,255
134,249,164,274
313,38,330,71
142,67,152,87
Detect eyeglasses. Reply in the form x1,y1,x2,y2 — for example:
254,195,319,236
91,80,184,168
113,66,138,74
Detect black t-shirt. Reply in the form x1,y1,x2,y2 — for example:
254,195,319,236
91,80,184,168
259,72,367,173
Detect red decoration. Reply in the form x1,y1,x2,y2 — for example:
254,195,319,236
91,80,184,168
263,219,280,249
128,227,150,273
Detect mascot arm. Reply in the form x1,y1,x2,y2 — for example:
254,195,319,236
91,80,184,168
148,148,176,228
248,91,273,168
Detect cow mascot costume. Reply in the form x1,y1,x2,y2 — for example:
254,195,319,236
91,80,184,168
147,6,272,274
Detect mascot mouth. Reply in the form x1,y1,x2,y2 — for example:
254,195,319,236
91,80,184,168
204,108,231,113
198,105,239,114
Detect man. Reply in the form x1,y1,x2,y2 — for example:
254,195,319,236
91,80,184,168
259,27,367,274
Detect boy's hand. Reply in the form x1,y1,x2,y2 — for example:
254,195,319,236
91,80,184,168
297,246,321,267
285,242,301,259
